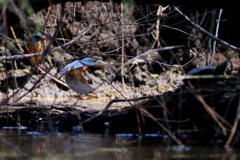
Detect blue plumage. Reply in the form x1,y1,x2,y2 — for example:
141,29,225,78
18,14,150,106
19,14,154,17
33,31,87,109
61,58,99,76
187,66,212,75
186,60,228,75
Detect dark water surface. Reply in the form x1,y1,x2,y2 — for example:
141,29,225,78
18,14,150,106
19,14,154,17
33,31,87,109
0,128,240,160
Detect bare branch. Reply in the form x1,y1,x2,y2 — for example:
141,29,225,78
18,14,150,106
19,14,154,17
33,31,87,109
0,52,43,62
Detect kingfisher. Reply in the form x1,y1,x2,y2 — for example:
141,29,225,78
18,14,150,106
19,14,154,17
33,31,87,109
27,33,48,65
60,57,103,95
184,60,228,85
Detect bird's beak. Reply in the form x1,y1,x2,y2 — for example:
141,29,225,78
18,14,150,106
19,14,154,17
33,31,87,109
91,57,114,69
90,57,105,64
95,59,105,64
96,59,116,70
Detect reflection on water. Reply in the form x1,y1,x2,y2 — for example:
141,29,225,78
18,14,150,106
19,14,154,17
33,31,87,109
0,128,240,160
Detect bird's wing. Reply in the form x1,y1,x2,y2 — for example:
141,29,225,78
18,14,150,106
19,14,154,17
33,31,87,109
82,61,99,66
60,67,69,76
61,60,86,76
72,68,88,83
65,75,93,95
187,66,212,75
71,60,86,69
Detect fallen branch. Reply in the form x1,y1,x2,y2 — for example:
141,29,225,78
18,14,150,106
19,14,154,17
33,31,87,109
0,52,43,62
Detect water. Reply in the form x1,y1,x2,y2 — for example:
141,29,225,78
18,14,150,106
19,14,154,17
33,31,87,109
0,128,240,160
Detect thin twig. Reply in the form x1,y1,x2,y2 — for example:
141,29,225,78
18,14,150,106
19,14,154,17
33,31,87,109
224,94,240,147
9,26,24,53
82,95,161,123
120,3,126,90
211,9,223,67
113,45,185,75
13,67,54,103
140,108,183,145
174,6,240,52
224,118,238,148
37,67,68,88
50,20,95,52
161,25,197,37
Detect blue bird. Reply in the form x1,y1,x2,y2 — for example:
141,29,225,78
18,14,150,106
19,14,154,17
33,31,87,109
61,58,103,95
186,60,228,75
184,60,228,85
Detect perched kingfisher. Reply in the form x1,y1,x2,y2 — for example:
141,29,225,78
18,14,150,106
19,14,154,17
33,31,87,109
184,60,228,85
186,60,228,76
61,57,103,95
27,33,48,65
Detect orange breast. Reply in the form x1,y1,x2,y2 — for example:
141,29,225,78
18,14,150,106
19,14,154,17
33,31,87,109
27,42,43,65
66,67,88,84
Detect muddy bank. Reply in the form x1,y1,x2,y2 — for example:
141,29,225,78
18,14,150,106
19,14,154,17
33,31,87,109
1,77,239,146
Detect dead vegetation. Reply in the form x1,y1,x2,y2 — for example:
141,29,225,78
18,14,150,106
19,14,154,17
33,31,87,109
1,1,240,147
